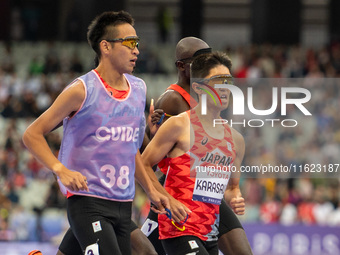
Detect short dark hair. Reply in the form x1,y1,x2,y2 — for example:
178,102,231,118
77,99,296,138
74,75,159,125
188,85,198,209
191,51,232,79
87,11,134,62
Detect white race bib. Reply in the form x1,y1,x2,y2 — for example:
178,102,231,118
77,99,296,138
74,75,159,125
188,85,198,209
141,218,158,237
85,243,99,255
192,166,230,204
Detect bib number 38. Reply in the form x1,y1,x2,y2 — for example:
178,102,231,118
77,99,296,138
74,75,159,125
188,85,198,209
100,164,129,189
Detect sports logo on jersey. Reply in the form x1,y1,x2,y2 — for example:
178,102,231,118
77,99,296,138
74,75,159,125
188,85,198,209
201,136,208,145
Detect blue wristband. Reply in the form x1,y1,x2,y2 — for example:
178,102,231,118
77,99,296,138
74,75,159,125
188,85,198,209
157,113,165,125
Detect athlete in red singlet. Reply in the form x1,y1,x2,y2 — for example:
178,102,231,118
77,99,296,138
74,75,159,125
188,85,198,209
142,51,248,255
142,37,253,255
158,108,236,242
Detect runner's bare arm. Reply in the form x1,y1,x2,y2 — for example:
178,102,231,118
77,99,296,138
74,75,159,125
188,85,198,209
135,150,170,214
225,128,245,215
22,81,88,192
152,90,191,125
142,113,192,221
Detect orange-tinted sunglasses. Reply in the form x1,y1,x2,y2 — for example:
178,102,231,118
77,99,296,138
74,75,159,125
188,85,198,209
105,36,139,50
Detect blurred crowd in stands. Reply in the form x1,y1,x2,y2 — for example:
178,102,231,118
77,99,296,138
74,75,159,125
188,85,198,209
0,40,339,242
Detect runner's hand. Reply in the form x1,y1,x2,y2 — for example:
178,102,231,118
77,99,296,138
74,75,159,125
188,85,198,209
147,99,163,135
230,196,245,215
148,190,170,214
168,196,191,223
58,168,89,192
151,109,165,125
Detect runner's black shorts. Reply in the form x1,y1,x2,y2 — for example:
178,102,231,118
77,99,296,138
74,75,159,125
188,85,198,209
59,195,133,255
142,173,243,255
59,221,139,255
162,235,218,255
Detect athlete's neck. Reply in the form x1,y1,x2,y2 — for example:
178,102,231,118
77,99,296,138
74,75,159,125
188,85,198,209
177,75,191,94
95,66,128,90
194,104,221,121
193,106,224,139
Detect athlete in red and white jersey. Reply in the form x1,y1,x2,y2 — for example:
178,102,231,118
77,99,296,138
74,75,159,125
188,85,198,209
158,108,236,242
141,37,252,255
142,51,247,255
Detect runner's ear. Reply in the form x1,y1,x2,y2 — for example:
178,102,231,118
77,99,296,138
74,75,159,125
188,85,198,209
192,82,203,95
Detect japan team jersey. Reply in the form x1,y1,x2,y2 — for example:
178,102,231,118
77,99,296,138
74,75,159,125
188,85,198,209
158,109,236,241
57,70,146,201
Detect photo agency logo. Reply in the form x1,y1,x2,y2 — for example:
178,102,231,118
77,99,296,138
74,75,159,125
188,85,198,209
194,77,313,128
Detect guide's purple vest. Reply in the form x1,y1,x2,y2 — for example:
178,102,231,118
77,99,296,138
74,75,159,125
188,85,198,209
58,70,146,201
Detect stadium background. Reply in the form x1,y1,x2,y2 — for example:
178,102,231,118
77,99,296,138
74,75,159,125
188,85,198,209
0,0,339,254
